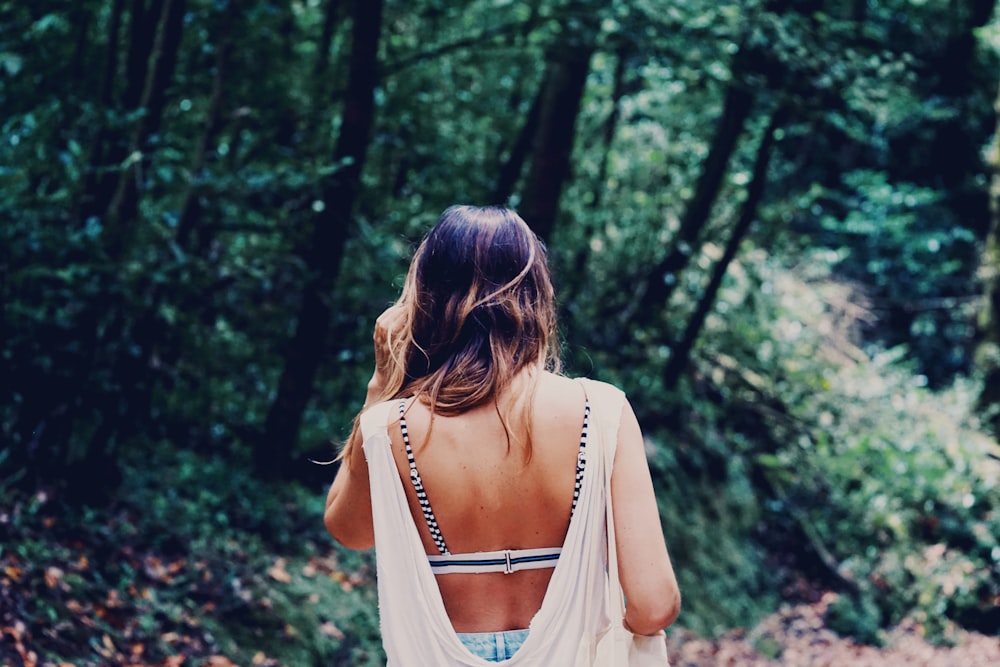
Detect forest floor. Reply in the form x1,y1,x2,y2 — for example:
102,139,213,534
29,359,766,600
2,485,998,667
663,593,1000,666
5,562,999,667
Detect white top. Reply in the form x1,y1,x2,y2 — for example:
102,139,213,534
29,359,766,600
360,378,626,666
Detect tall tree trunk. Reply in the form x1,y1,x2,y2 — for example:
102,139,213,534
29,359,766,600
70,1,93,84
63,0,186,502
565,44,632,292
591,44,630,209
638,76,756,314
81,0,165,222
30,0,175,481
258,0,385,479
313,0,343,83
994,82,1000,274
548,43,632,315
107,0,241,458
104,0,187,260
304,0,345,159
518,12,597,241
124,0,163,109
663,105,790,390
102,0,127,109
176,0,238,249
633,0,799,323
976,80,1000,432
492,72,547,205
76,0,127,222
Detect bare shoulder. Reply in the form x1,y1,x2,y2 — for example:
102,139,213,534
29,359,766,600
521,372,583,431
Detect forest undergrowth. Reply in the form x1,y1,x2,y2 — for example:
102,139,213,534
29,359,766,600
3,0,999,664
4,261,1000,666
2,436,998,667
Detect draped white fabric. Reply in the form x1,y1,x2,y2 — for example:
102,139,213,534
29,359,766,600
360,379,625,666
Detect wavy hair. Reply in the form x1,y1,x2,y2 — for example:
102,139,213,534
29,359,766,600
341,205,560,459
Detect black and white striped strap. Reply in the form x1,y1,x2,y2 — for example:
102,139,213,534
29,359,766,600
400,400,450,554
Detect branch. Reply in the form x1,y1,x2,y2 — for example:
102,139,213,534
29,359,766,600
382,15,554,77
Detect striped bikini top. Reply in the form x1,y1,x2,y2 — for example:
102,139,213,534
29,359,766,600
397,399,590,575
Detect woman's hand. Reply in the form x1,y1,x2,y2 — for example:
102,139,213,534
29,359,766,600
366,303,406,404
325,304,408,548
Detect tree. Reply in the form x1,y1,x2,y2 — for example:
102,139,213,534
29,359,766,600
662,104,791,390
977,77,1000,431
517,3,599,241
258,0,385,478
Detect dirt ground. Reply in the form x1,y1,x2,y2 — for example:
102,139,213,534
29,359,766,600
663,593,1000,667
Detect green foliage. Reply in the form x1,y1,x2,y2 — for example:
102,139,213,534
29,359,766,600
0,447,384,665
2,0,999,654
804,171,981,384
798,369,1000,639
825,593,884,646
699,247,1000,642
654,455,781,637
620,242,1000,642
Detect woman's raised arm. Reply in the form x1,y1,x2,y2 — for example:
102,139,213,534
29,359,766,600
323,316,396,550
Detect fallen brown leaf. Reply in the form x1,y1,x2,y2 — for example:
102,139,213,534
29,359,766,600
267,558,292,583
203,656,239,667
319,621,345,640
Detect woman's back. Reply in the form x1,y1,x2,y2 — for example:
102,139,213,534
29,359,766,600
388,372,587,632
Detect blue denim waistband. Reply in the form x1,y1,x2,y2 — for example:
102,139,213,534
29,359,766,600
457,629,529,662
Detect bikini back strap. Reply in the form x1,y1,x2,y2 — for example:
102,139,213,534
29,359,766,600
428,547,563,575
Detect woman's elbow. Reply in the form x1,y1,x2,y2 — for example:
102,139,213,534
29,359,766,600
324,506,374,551
628,587,681,634
657,590,681,628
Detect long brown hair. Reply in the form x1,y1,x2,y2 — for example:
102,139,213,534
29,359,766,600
341,205,560,459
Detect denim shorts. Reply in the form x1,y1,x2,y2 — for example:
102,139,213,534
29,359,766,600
456,629,529,662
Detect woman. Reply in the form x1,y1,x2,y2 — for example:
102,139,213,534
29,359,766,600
324,205,679,665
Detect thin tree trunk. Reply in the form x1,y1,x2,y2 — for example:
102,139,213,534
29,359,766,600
492,71,547,205
538,44,632,321
519,37,596,241
258,0,385,479
994,82,1000,272
305,0,344,158
76,0,127,222
124,0,162,109
71,1,93,84
639,77,756,313
102,0,127,108
976,80,1000,432
176,0,238,248
663,105,790,390
139,0,185,144
634,0,802,321
313,0,342,82
565,44,631,293
591,45,630,209
83,0,162,223
65,0,186,501
104,0,187,260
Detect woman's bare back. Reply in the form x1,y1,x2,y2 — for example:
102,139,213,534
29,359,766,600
387,372,588,632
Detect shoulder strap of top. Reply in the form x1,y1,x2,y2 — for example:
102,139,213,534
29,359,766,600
359,400,397,446
577,378,626,463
